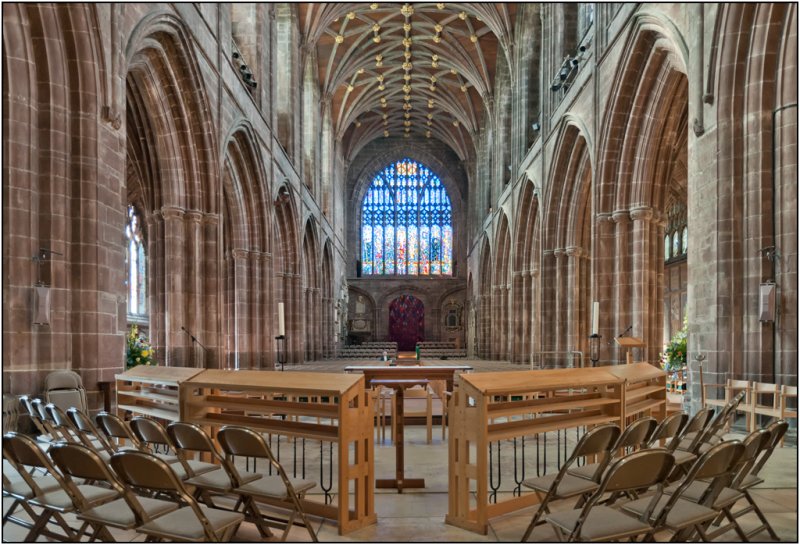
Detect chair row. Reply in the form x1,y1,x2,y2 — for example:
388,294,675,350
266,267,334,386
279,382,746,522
337,347,398,359
520,398,788,542
702,377,797,437
4,399,319,542
418,348,467,359
416,341,457,349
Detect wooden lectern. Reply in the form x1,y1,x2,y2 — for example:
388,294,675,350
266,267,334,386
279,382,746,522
616,336,646,364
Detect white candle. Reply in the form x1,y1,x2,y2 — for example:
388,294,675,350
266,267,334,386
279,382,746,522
591,301,599,335
277,302,285,337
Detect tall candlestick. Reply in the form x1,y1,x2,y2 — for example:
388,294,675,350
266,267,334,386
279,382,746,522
591,301,599,335
277,302,285,337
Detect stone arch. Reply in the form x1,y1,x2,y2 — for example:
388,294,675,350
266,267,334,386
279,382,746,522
274,183,302,362
540,124,593,363
301,219,321,360
3,3,113,394
125,12,216,212
220,124,271,369
125,12,219,367
710,3,797,382
477,236,493,358
596,18,689,363
491,213,512,360
512,181,540,364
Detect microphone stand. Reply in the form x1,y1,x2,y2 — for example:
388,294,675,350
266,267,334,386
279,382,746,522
181,326,209,368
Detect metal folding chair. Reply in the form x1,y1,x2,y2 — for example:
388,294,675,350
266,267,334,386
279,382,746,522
217,425,319,541
520,423,621,541
545,449,675,542
110,450,244,542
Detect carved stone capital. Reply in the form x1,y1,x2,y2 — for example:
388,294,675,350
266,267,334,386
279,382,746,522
611,210,630,224
184,210,203,224
595,212,614,224
202,213,220,226
231,248,249,260
629,206,654,222
160,206,185,220
565,246,583,258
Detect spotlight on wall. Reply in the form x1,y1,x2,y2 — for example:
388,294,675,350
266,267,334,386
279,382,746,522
233,51,240,59
559,66,569,80
571,57,580,67
550,82,562,92
532,122,541,131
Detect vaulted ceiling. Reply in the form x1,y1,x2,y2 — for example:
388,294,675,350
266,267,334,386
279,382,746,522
298,3,516,162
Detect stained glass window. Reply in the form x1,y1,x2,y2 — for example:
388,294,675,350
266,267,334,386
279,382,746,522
361,159,453,276
125,205,147,316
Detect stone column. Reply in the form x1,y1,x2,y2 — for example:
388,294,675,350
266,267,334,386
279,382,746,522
202,214,220,368
147,213,166,361
231,249,250,369
528,269,539,364
541,250,556,357
512,271,526,363
653,213,669,362
612,210,631,364
185,211,204,368
161,206,186,366
565,246,583,360
553,248,567,356
595,213,615,363
630,206,653,362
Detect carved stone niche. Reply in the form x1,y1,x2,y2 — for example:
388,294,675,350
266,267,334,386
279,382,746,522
443,299,463,331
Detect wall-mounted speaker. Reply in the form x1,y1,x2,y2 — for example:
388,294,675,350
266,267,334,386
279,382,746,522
356,260,362,278
759,282,776,322
33,285,51,325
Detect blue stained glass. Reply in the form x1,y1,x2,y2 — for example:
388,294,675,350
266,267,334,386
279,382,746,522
360,159,452,276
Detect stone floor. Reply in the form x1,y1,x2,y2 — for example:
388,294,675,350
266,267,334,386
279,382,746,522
3,359,797,541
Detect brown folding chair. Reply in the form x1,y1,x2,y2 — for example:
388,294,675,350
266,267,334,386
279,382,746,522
96,411,142,451
44,403,108,456
670,407,714,471
569,416,657,481
129,416,217,479
49,442,179,539
700,428,778,541
167,421,260,508
621,440,745,541
217,425,318,541
520,423,621,541
110,450,244,542
3,432,119,542
646,411,688,450
67,407,121,458
18,395,52,442
2,441,62,533
545,449,675,542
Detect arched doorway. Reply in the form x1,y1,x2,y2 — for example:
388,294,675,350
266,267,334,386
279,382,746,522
388,295,425,351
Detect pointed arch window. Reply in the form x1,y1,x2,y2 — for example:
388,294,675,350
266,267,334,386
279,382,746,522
361,159,453,276
125,205,147,318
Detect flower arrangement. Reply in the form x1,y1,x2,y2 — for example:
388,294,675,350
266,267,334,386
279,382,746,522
661,318,687,372
126,324,154,369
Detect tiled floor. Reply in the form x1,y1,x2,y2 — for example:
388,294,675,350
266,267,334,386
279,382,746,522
3,359,797,541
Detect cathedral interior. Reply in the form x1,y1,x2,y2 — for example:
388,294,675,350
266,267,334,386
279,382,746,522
2,3,797,542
